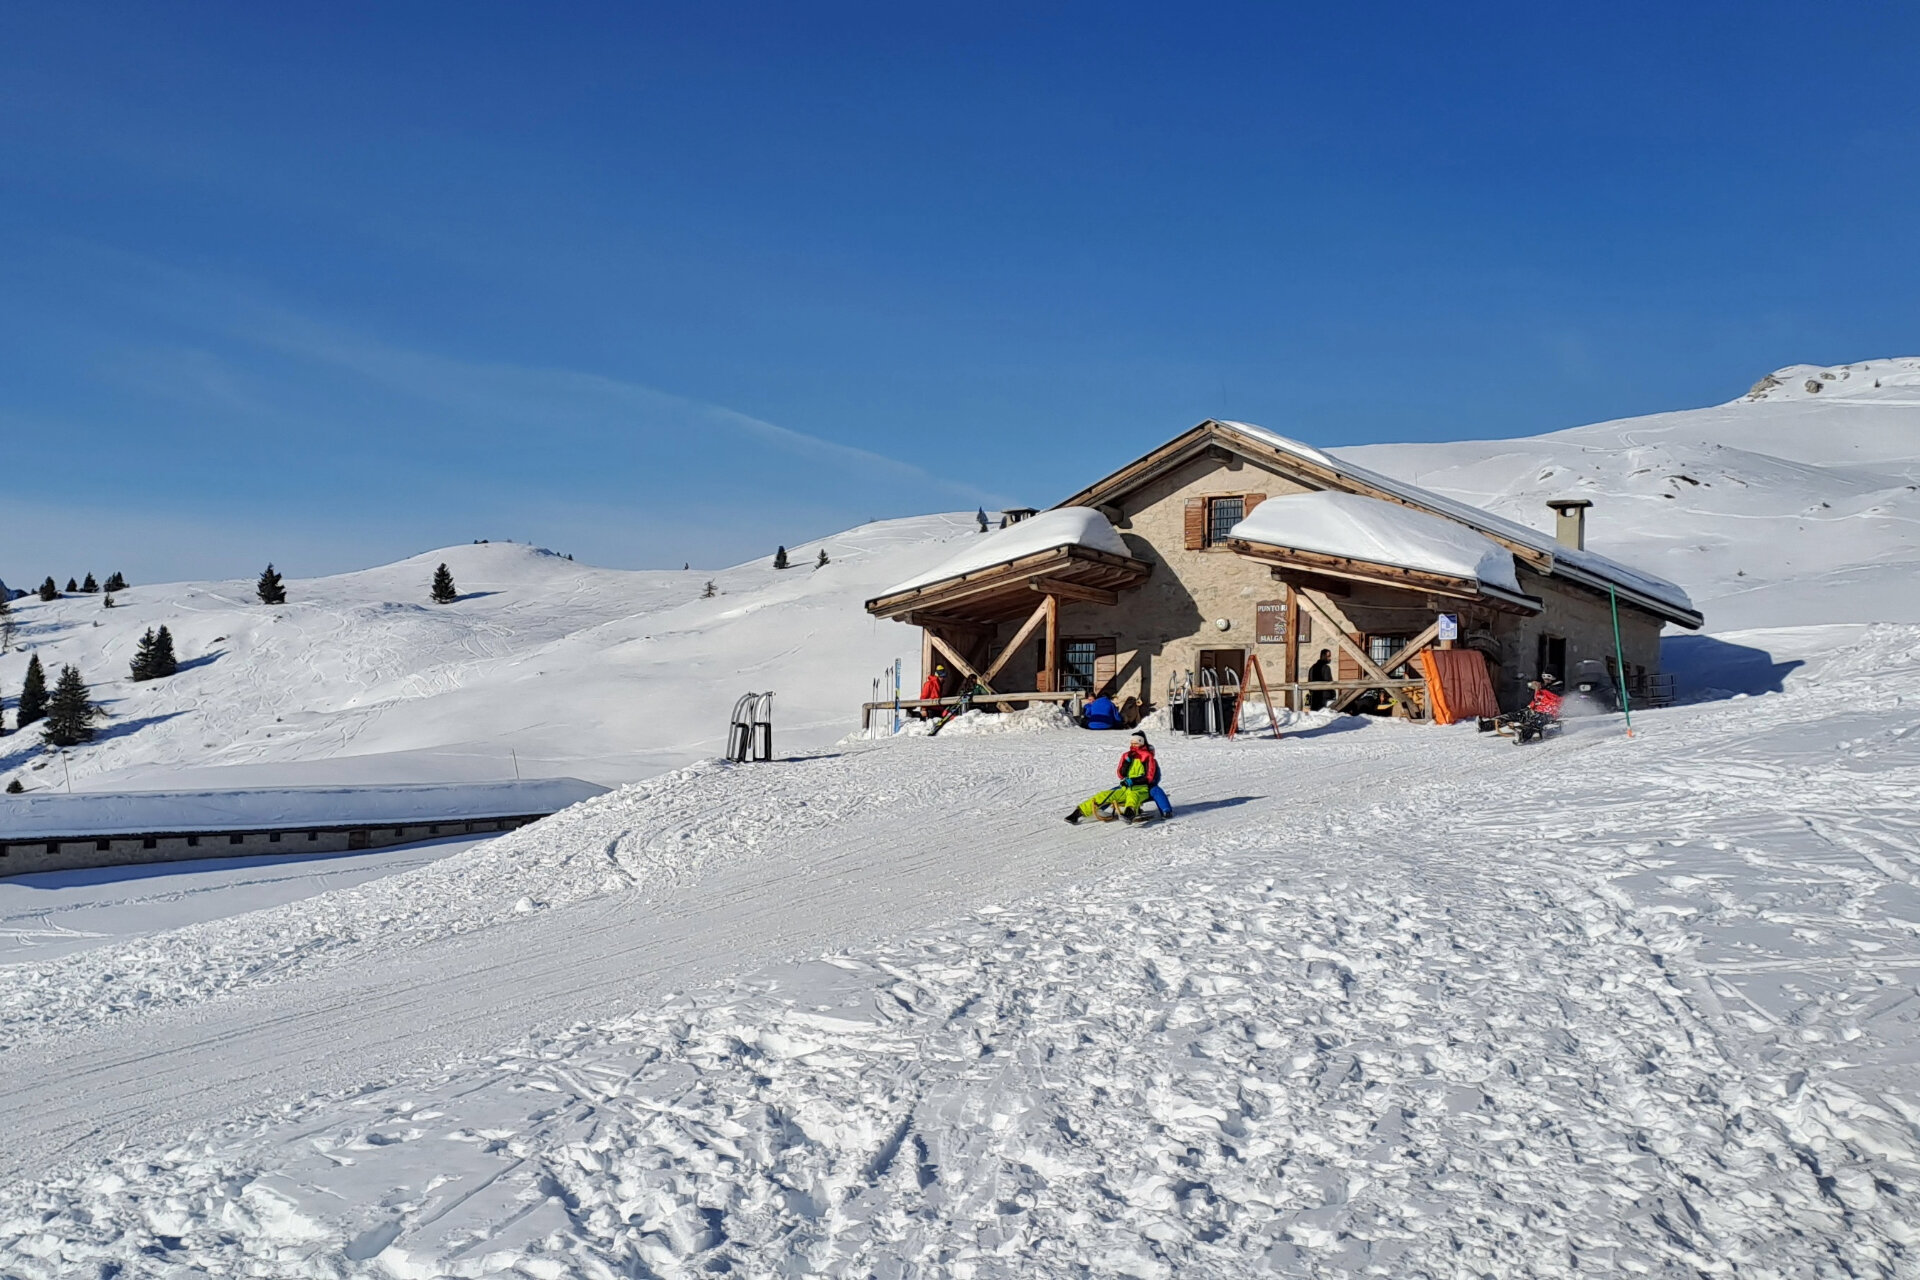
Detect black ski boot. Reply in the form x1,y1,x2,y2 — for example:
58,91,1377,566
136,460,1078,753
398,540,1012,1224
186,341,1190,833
1064,810,1082,825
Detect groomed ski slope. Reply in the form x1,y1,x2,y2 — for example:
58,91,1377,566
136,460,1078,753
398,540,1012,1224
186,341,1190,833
3,623,1919,1277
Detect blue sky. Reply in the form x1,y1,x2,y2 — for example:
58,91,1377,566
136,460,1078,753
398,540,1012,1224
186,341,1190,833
3,2,1916,584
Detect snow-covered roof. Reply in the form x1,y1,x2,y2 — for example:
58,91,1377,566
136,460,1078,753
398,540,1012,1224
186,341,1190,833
1229,491,1525,595
879,507,1134,597
1214,421,1699,621
2,778,608,841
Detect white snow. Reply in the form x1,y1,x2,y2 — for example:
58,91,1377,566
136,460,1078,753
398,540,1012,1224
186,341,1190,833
0,517,984,795
1335,358,1920,630
877,507,1132,597
1228,489,1524,594
3,360,1920,1277
2,778,604,840
1222,420,1699,617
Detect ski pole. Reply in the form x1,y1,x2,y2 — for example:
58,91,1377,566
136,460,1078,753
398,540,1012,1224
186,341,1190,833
1608,585,1634,739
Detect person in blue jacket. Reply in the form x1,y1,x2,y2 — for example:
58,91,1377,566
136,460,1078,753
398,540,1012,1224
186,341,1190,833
1081,693,1122,729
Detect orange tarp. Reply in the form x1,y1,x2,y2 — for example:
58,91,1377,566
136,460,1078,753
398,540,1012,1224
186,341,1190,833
1419,648,1501,724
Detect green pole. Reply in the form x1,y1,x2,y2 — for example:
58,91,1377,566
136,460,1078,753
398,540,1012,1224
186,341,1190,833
1608,584,1635,738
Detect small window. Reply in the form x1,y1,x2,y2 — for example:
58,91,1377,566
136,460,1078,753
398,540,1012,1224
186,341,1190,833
1059,640,1099,693
1206,496,1244,547
50,842,63,854
394,828,404,838
96,839,111,852
187,835,200,847
1369,634,1411,678
429,825,440,835
308,831,319,842
142,837,156,850
269,832,281,844
230,834,244,845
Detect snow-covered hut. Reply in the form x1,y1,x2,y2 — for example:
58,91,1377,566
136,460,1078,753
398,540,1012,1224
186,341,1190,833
865,420,1701,717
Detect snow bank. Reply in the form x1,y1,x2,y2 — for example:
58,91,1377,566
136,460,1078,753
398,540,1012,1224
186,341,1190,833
878,507,1131,597
1228,490,1523,594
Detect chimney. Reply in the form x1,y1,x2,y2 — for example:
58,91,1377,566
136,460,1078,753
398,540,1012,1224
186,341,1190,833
1545,499,1592,551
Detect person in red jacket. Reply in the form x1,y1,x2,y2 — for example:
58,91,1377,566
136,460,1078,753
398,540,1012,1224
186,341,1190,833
1529,675,1563,718
1067,731,1170,824
916,664,948,719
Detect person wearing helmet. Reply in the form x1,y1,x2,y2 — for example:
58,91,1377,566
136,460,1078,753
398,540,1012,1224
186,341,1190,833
1514,673,1562,743
917,663,948,719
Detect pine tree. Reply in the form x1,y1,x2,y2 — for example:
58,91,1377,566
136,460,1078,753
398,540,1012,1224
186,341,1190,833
152,625,178,677
816,548,830,567
65,578,78,593
17,654,49,727
773,546,789,570
256,564,287,605
42,664,100,747
702,580,717,598
103,571,127,592
131,629,158,681
81,573,98,593
430,563,458,604
38,577,58,601
5,779,22,794
0,593,14,652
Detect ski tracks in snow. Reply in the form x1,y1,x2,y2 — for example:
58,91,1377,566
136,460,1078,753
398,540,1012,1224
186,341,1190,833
5,627,1920,1275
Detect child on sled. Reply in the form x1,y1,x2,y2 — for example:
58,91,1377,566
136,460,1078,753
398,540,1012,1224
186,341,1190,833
1065,731,1173,825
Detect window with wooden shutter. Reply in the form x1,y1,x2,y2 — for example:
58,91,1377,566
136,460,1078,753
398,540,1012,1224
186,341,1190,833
1206,495,1244,546
1184,497,1206,550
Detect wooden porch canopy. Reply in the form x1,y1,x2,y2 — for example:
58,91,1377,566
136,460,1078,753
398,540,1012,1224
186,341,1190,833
865,543,1152,700
1223,538,1544,615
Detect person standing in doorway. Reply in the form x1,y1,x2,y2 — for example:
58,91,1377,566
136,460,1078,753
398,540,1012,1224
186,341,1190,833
1307,648,1334,711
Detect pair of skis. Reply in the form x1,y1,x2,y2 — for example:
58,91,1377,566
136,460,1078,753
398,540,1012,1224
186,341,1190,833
925,683,978,737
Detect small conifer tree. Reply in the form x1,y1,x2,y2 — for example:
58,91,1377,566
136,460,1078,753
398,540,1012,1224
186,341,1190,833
152,625,178,677
773,546,789,570
81,573,98,593
39,577,58,601
42,664,100,747
702,580,717,598
103,571,128,592
131,629,158,681
256,564,287,605
5,778,22,794
430,563,458,604
0,592,14,652
65,577,78,593
17,654,50,727
816,548,830,567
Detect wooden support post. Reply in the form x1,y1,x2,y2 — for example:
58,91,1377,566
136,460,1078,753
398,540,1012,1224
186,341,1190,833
1040,593,1058,693
1284,584,1300,711
921,628,934,689
981,598,1052,688
1330,619,1442,715
926,629,996,694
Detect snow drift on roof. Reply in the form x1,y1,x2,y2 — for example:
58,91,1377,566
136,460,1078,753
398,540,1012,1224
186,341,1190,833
1230,491,1523,594
1216,421,1697,617
880,508,1132,596
4,778,608,841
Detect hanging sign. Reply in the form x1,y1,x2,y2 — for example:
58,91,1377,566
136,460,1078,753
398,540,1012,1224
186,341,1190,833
1256,599,1287,644
1436,612,1459,642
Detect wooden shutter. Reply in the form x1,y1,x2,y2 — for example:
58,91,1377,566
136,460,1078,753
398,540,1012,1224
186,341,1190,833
1184,497,1206,549
1094,638,1118,695
1337,634,1363,682
1243,492,1267,517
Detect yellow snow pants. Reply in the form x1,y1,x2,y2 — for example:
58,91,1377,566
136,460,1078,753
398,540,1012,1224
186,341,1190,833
1079,784,1150,817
